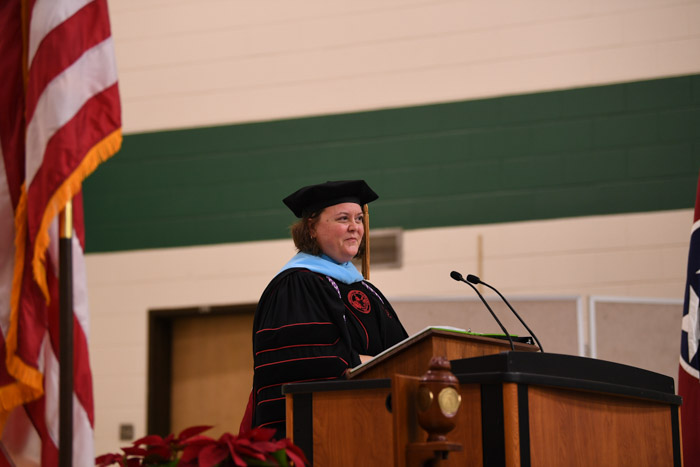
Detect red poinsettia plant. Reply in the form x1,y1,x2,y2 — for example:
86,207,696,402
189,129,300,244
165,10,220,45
95,425,307,467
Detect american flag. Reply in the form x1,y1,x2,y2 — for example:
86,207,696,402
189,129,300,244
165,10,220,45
680,171,700,466
0,0,121,464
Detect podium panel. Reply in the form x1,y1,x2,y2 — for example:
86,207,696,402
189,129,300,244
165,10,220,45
285,338,682,466
526,385,677,466
285,380,394,466
452,352,682,467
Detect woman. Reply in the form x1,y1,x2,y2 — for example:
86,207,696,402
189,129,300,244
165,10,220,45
250,180,408,438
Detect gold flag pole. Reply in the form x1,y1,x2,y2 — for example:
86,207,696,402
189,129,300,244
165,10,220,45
362,204,370,280
60,199,72,238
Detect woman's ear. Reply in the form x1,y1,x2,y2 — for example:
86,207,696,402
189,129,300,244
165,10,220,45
308,218,316,239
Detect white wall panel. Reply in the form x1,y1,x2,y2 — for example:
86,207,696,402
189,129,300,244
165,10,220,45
590,297,682,387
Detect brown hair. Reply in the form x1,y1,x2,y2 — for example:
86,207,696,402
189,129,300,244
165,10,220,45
290,210,365,259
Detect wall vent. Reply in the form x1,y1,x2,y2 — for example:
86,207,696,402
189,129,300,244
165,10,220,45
354,228,403,270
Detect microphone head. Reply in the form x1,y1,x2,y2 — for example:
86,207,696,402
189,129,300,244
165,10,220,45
466,274,481,284
450,271,464,281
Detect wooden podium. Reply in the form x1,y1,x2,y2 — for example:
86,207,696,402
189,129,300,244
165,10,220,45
283,329,682,466
347,327,537,380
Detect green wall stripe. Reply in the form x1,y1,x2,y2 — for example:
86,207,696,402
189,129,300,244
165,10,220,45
83,74,700,253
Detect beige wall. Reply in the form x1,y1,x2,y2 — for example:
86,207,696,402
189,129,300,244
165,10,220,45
90,0,700,457
109,0,700,134
88,208,691,454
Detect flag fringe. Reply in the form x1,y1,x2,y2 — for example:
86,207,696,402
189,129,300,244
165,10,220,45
0,185,44,420
0,0,45,427
0,128,122,426
31,128,123,301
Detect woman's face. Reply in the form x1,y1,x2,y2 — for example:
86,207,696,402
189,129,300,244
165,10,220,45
311,202,364,263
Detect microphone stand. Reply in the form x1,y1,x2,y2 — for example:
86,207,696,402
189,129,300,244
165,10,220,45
450,271,514,351
466,274,544,352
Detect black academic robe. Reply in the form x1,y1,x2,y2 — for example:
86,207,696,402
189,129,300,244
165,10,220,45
251,267,407,438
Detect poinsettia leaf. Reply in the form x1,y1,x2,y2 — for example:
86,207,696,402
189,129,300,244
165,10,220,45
249,441,278,453
231,450,249,467
270,439,286,450
287,443,311,467
95,453,123,466
226,433,259,463
241,437,278,455
285,443,309,466
182,434,216,446
179,437,217,465
232,441,267,461
234,438,255,449
97,427,308,467
272,439,308,467
180,445,201,462
179,438,213,466
133,434,167,446
178,425,213,441
183,435,216,445
236,449,267,461
223,434,237,455
246,427,276,442
144,445,172,460
180,439,217,460
198,444,230,467
179,434,216,455
238,435,277,453
121,446,148,456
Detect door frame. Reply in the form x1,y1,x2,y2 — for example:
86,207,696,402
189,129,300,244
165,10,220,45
147,303,257,435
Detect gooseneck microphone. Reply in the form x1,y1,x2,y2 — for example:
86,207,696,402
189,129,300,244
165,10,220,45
466,274,544,352
450,271,514,351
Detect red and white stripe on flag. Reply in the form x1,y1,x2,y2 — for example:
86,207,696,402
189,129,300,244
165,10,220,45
680,171,700,466
0,0,121,464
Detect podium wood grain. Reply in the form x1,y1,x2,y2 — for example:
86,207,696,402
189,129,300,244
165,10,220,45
526,386,676,466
